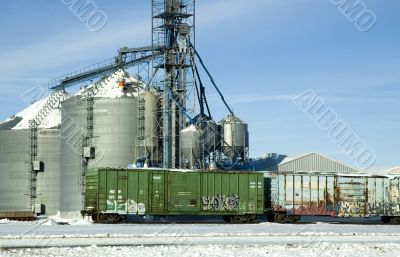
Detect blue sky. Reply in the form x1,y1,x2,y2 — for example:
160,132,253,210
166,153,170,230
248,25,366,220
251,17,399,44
0,0,399,170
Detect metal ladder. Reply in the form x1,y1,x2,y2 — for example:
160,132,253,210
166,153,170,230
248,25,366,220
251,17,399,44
28,89,69,211
80,71,121,207
28,120,38,210
32,90,69,126
156,95,164,167
137,97,146,161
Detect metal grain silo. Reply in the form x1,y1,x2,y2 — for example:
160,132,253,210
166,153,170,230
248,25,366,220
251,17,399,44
0,92,67,216
137,90,160,166
220,114,249,162
60,96,139,217
0,130,31,213
0,128,62,216
35,129,62,216
197,118,219,154
179,125,202,169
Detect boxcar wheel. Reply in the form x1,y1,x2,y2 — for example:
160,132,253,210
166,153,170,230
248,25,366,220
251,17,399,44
266,213,275,222
274,213,286,223
381,216,391,224
223,216,232,223
119,215,128,223
91,213,99,223
290,215,301,223
97,213,105,223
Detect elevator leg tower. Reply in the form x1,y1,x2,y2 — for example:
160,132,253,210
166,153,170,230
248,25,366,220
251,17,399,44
152,0,195,168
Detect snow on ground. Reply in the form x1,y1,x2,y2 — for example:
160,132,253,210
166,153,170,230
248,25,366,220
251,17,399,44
1,243,400,257
1,219,400,256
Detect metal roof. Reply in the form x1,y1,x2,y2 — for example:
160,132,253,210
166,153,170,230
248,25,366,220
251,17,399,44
270,152,360,174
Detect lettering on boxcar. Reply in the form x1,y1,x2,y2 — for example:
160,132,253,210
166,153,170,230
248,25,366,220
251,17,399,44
201,194,240,212
336,201,365,217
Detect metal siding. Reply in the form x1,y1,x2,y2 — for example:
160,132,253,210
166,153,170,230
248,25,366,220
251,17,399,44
335,176,367,217
238,174,247,213
269,174,279,210
116,170,128,212
126,169,149,214
98,170,107,212
367,177,400,217
149,170,165,212
84,169,99,211
105,171,118,212
200,171,263,215
167,172,200,213
271,173,336,216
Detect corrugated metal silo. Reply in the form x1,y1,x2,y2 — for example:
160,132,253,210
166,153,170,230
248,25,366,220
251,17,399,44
138,90,160,165
60,95,139,217
36,129,62,215
0,130,30,212
0,92,67,216
220,114,249,160
179,125,201,169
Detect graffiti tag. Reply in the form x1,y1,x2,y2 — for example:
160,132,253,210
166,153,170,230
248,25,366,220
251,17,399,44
336,201,365,217
367,203,400,216
201,194,240,212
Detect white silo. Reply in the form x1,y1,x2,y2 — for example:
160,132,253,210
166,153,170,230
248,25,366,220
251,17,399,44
0,92,69,216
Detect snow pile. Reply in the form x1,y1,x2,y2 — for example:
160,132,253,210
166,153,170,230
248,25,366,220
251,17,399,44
13,94,68,130
388,166,400,175
0,219,24,224
181,125,198,133
0,70,144,131
75,69,144,99
0,93,68,130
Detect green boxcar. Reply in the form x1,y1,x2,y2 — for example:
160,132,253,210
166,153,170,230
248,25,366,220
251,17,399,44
83,168,264,222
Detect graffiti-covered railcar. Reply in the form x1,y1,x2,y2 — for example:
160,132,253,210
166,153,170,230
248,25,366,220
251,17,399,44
82,168,264,223
265,172,400,223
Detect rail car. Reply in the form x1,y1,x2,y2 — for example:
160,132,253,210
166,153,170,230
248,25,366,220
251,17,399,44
81,168,400,224
0,211,35,221
265,172,400,223
82,168,264,223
